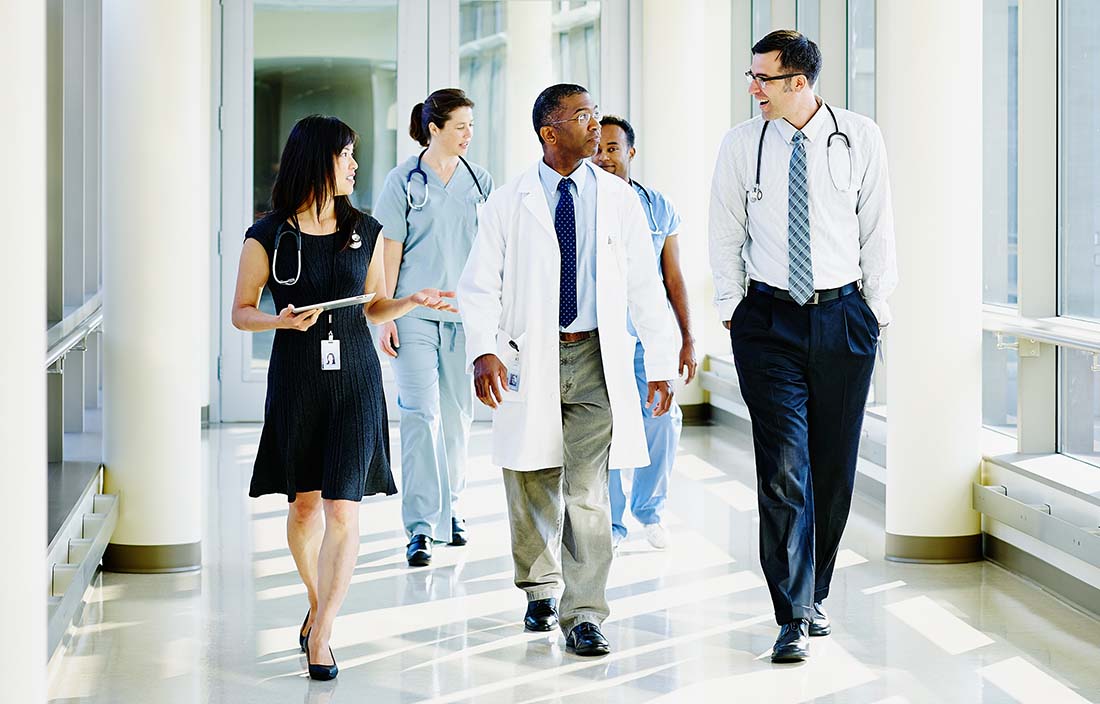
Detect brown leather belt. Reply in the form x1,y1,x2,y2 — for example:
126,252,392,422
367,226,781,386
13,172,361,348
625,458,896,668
559,329,597,342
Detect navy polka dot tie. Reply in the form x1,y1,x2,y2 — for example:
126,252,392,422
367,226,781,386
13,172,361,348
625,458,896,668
555,177,578,328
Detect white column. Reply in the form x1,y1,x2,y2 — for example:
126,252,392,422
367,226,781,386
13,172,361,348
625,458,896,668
0,2,47,698
504,1,553,180
880,1,983,562
641,0,706,405
101,0,203,572
701,0,739,363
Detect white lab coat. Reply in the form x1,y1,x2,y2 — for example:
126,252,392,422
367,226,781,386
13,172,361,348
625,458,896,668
458,160,680,471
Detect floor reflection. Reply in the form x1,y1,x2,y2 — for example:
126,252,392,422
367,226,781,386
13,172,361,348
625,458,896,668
46,423,1100,703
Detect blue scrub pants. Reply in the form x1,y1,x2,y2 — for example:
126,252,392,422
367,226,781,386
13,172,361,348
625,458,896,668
729,284,877,625
609,340,682,540
391,316,473,541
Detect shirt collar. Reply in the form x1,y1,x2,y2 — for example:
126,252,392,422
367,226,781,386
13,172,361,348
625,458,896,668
771,99,831,145
539,158,591,193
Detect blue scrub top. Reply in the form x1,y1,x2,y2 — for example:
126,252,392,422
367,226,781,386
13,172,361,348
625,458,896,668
373,154,493,322
627,181,681,338
631,181,682,276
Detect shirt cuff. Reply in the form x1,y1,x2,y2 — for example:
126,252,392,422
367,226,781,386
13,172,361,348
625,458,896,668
865,297,892,327
464,334,497,374
717,294,744,323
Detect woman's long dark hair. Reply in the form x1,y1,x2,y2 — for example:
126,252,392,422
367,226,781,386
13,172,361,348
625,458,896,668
270,115,360,249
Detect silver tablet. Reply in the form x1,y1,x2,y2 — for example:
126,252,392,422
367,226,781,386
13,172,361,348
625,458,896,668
290,293,376,314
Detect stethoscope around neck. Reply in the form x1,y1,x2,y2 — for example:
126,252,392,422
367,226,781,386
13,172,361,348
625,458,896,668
406,148,487,210
271,212,362,286
747,102,853,203
630,180,663,236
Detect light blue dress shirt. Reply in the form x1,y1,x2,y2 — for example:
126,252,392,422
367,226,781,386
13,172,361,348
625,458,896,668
538,159,598,333
373,155,493,322
626,181,681,337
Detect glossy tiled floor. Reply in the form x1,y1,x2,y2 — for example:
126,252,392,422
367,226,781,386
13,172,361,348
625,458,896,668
48,423,1100,703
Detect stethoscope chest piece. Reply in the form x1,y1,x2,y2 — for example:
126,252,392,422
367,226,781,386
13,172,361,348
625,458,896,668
748,187,764,203
349,230,363,249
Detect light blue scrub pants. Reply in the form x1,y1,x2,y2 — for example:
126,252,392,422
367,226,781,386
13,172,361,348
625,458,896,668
391,316,473,541
609,340,682,540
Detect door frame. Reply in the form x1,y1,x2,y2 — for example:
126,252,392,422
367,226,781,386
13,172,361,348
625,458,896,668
215,0,431,422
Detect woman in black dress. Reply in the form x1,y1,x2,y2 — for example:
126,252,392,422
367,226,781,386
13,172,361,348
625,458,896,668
231,115,455,680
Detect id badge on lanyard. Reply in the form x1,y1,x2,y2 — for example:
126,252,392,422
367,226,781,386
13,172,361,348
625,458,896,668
506,339,521,392
321,314,340,371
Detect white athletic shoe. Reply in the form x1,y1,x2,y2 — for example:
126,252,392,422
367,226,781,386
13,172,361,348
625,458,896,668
644,522,669,550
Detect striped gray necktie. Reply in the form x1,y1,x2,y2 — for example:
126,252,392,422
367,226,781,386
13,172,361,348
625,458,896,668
788,130,814,305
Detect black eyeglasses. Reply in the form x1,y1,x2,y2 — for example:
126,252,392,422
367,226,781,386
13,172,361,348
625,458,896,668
744,70,804,91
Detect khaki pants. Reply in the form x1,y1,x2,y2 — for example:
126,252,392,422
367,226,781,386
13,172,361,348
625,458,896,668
502,335,614,634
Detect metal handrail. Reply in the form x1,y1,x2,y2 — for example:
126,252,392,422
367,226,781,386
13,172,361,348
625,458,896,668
983,305,1100,355
46,293,103,368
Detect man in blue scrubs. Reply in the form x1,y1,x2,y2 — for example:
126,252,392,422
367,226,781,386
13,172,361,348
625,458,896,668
594,115,697,551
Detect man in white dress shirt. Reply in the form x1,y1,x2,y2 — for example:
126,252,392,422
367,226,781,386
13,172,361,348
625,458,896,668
709,30,897,663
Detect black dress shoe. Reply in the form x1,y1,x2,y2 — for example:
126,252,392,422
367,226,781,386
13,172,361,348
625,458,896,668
448,517,468,546
809,602,831,637
406,534,432,567
565,622,610,656
523,598,558,632
299,609,310,652
305,641,339,681
771,619,810,663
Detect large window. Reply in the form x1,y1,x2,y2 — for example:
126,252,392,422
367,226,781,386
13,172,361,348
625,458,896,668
460,1,507,182
847,0,875,118
45,0,103,456
983,0,1019,307
1060,348,1100,467
459,0,601,183
1059,0,1100,323
983,332,1019,438
1058,0,1100,467
553,0,601,99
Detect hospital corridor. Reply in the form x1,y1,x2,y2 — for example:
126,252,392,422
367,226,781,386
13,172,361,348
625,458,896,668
5,1,1100,703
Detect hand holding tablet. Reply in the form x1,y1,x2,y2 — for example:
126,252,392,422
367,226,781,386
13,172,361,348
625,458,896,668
289,293,376,314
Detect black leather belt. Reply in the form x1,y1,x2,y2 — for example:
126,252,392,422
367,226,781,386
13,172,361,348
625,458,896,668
749,280,860,305
560,329,597,342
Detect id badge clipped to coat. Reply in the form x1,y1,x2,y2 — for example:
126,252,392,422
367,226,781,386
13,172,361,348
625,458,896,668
506,339,521,392
321,332,341,371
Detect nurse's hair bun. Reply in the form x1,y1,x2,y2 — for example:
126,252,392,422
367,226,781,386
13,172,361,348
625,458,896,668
409,89,475,147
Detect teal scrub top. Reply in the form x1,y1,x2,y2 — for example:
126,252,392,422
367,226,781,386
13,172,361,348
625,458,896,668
373,154,493,322
632,180,682,276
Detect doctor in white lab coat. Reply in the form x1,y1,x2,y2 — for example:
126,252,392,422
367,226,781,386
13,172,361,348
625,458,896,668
458,84,679,656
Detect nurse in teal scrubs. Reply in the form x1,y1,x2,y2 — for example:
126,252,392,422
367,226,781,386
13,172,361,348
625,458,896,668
373,88,493,567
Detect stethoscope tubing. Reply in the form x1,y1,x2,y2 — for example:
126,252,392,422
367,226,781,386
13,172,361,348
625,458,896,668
406,148,487,211
747,102,852,203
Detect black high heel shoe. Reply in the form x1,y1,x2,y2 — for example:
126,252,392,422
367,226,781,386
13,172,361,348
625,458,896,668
305,641,339,681
299,610,310,652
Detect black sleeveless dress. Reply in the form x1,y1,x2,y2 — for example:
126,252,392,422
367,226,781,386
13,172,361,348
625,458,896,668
245,211,396,502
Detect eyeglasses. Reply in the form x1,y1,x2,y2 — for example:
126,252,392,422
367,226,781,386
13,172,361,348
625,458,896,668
544,106,601,128
744,70,804,91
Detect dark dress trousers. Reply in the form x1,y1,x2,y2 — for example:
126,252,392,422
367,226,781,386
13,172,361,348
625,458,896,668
729,281,878,624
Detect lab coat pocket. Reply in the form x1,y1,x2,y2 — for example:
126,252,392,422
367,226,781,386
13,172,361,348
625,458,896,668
605,230,628,279
495,329,528,403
